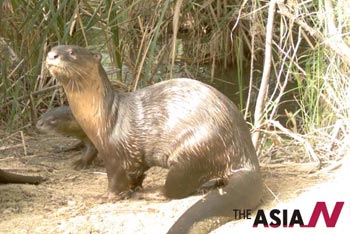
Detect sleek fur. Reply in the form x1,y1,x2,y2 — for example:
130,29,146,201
46,45,262,233
36,105,97,169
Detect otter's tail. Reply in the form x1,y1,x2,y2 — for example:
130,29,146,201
167,169,262,234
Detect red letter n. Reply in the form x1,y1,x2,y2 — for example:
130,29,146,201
306,202,344,227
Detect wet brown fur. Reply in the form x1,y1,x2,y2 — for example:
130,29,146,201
36,105,98,169
46,45,262,233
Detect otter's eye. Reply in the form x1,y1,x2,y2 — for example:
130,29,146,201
67,49,77,60
68,49,75,56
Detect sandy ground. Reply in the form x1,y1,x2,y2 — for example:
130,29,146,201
0,128,346,234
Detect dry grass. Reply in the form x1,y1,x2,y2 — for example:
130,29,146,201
0,0,349,166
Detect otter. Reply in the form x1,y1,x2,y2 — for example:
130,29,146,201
45,45,262,233
0,169,43,184
36,105,98,169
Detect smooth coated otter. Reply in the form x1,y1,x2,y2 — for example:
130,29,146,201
46,45,262,233
0,169,43,184
36,106,98,169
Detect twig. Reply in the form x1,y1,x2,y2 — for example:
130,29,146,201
133,27,156,91
252,0,279,148
268,120,321,165
20,131,27,156
1,84,61,109
91,172,107,176
260,162,320,173
244,0,256,120
230,0,248,40
264,182,281,203
7,59,25,79
0,153,51,161
0,144,23,151
170,0,183,79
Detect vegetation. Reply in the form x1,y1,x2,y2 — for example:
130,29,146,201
1,0,349,167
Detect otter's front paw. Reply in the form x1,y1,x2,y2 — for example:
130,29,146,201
72,159,90,170
131,189,167,201
97,190,135,203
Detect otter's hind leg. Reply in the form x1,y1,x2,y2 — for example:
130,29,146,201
164,161,210,199
163,127,229,199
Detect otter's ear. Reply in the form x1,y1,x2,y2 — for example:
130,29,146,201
93,53,102,62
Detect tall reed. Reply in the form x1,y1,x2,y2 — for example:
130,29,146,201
0,0,349,163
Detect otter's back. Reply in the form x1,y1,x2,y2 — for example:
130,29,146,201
120,78,257,171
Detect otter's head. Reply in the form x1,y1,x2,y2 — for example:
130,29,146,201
36,106,83,136
46,45,102,91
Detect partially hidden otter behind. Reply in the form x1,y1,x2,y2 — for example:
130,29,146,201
36,105,98,169
45,45,263,234
0,169,43,184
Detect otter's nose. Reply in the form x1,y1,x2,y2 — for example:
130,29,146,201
47,51,59,60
